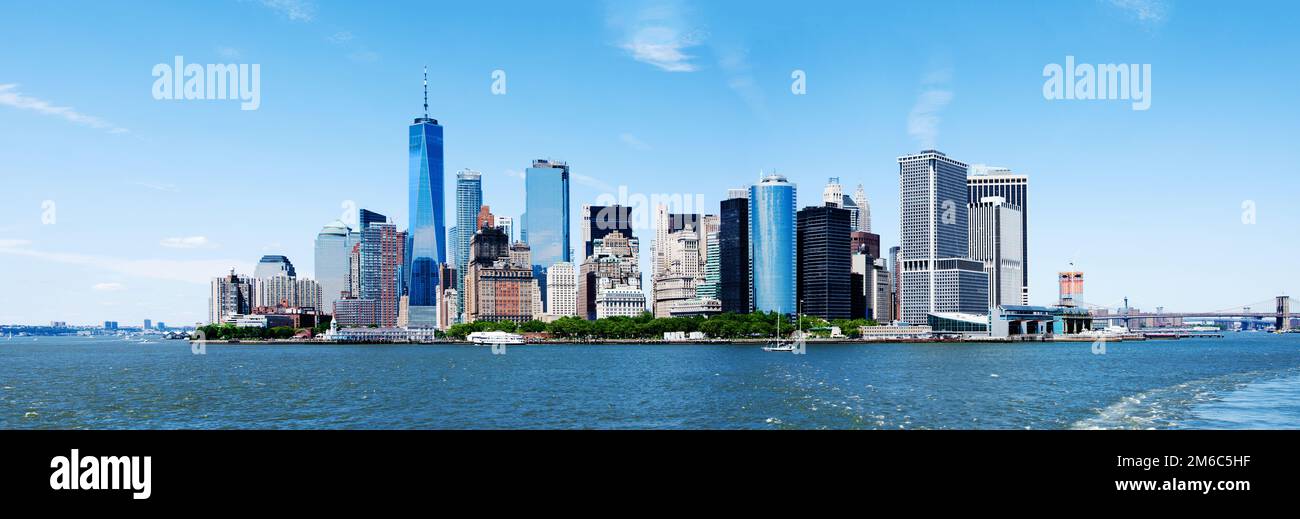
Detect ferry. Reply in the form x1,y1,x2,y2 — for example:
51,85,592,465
467,331,525,346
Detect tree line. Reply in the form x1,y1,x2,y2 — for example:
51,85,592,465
445,312,879,340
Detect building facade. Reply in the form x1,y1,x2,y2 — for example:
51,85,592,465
749,174,797,314
406,93,448,328
898,150,990,323
718,194,751,314
523,159,571,312
967,165,1029,304
969,196,1024,309
546,262,578,318
797,205,853,320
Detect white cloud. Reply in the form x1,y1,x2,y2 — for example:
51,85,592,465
92,282,124,292
0,239,32,248
254,0,315,22
609,2,705,72
504,169,526,180
134,181,180,193
216,46,241,59
0,84,129,135
347,50,380,63
572,173,615,192
907,67,954,149
328,31,354,44
159,236,214,249
619,133,651,151
1105,0,1168,24
715,44,768,120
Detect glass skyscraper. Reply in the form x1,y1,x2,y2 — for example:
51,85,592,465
405,106,447,327
315,220,354,314
748,174,797,315
523,159,570,312
454,169,483,322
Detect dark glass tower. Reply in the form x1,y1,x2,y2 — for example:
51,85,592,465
718,196,750,314
797,205,852,320
405,69,447,327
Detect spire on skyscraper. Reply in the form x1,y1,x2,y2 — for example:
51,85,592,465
423,65,428,119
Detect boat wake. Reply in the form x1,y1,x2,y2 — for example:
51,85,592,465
1071,368,1300,430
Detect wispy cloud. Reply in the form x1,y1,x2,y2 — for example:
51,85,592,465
619,133,651,151
907,67,954,149
715,43,768,120
159,236,214,249
328,31,354,44
253,0,315,22
347,50,380,63
573,173,615,192
216,46,241,59
0,84,129,135
0,239,32,248
504,169,526,180
92,282,124,292
608,1,706,72
134,181,180,193
1105,0,1169,25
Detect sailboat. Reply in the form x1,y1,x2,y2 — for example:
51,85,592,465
763,302,804,352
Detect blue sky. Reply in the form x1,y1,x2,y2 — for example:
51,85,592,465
1,0,1297,326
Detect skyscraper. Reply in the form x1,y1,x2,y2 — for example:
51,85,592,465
582,204,634,259
852,184,872,233
361,222,401,326
209,270,253,324
718,193,751,314
546,262,578,318
254,255,296,279
577,230,642,320
464,226,536,323
359,209,388,231
969,196,1024,309
968,165,1028,304
696,230,720,300
455,169,483,323
797,205,852,320
523,159,570,311
495,215,514,243
406,68,448,328
749,174,797,314
898,150,989,324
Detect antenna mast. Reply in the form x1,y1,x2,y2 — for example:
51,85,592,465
423,65,429,119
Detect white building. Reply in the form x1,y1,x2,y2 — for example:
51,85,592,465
546,262,578,318
597,286,647,319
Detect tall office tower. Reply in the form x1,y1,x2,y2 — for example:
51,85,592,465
577,230,642,320
143,319,152,330
1058,271,1084,307
822,177,843,206
360,222,401,327
853,184,872,233
969,196,1024,309
850,231,881,258
822,177,862,232
696,230,720,300
718,193,751,314
652,205,701,276
582,204,635,258
464,226,536,323
406,67,448,328
347,243,361,298
968,165,1029,304
436,263,457,330
209,270,254,324
477,205,495,232
898,150,989,324
851,254,891,321
359,209,388,231
698,214,719,275
454,168,483,324
495,216,514,243
889,245,901,322
797,205,853,320
653,227,701,318
749,174,797,314
546,262,578,318
254,255,296,279
448,226,458,268
524,159,571,312
315,220,355,315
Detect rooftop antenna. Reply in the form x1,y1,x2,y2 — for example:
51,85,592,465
422,65,429,119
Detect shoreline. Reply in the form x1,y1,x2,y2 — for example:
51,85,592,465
177,335,1227,346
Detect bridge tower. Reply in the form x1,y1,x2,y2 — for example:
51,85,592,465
1279,296,1292,331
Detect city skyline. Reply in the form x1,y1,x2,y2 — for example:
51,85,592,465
2,1,1299,325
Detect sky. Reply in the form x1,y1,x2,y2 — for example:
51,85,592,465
1,0,1297,326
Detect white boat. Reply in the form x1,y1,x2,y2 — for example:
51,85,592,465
762,302,806,353
467,331,525,346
